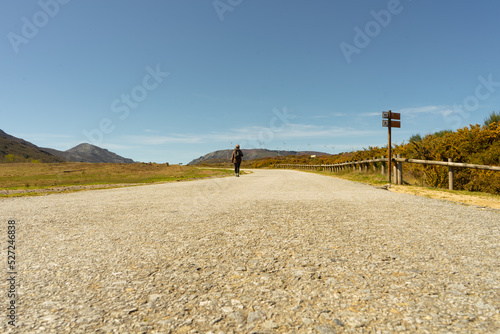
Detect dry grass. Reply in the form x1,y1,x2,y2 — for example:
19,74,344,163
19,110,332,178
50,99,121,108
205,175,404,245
0,162,233,196
388,185,500,210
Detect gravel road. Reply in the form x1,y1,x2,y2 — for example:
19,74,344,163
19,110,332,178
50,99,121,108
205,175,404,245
1,169,499,333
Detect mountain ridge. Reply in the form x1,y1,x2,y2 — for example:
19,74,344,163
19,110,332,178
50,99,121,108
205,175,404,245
0,129,64,163
1,129,134,163
188,148,329,165
42,143,135,163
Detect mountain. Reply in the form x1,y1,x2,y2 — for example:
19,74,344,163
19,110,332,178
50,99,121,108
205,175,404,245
0,129,64,163
0,129,134,163
188,148,329,165
42,143,135,163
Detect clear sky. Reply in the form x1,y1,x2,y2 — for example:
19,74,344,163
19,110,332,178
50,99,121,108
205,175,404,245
1,0,499,164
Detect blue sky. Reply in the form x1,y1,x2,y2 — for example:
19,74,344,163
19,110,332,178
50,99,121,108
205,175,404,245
1,0,499,164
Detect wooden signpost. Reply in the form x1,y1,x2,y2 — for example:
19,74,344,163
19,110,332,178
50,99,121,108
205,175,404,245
382,110,401,183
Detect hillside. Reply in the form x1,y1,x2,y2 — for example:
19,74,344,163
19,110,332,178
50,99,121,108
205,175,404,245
0,129,64,163
42,143,135,163
0,129,135,164
188,148,328,165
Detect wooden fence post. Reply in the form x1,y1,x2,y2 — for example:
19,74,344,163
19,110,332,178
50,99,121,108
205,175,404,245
393,155,397,183
448,158,454,190
397,154,403,185
380,156,385,175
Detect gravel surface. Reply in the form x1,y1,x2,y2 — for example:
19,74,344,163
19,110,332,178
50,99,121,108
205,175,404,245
1,169,499,333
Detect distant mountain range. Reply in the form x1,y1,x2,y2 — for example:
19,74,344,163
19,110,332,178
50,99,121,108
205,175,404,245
1,129,328,165
188,148,329,165
42,144,134,164
0,129,134,163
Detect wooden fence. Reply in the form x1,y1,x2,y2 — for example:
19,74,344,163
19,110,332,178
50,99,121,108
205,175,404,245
277,155,500,190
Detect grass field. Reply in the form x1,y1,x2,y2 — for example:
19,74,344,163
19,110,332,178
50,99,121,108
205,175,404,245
0,162,234,196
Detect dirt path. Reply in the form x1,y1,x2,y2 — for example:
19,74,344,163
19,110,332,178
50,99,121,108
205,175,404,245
1,169,498,333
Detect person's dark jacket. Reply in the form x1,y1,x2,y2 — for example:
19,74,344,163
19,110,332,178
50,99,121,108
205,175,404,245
231,149,243,163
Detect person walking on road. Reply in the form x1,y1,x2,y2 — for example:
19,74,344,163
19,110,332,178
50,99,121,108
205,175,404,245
231,144,243,177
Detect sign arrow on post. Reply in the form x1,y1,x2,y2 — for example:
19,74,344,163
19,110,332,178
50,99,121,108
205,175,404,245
382,120,401,128
382,112,400,120
390,112,400,120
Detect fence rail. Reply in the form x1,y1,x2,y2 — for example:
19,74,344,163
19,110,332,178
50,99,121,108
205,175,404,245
277,156,500,190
